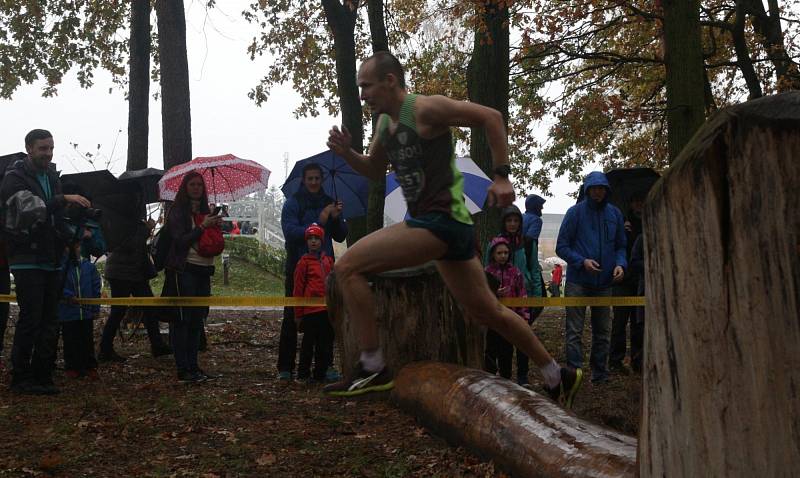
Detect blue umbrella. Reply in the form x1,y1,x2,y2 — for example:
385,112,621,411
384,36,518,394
281,150,369,219
384,156,491,222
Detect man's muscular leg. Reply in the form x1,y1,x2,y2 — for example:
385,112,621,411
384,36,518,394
334,223,446,352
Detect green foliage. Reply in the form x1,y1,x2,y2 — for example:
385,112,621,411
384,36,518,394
224,236,286,280
0,0,129,98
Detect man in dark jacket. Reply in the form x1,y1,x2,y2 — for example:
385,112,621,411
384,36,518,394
609,193,644,373
556,171,627,383
1,129,90,395
277,162,347,380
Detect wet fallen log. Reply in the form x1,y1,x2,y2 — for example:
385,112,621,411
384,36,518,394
393,362,637,478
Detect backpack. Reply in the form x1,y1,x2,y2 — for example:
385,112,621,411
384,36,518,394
149,227,171,272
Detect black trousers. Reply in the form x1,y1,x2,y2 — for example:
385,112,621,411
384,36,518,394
168,265,211,373
484,329,529,383
100,278,165,353
0,268,10,355
61,319,97,371
277,270,297,373
610,282,640,366
297,311,334,381
10,269,62,385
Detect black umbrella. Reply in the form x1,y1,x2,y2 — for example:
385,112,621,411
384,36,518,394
605,168,660,211
60,170,143,251
119,167,164,204
0,152,25,179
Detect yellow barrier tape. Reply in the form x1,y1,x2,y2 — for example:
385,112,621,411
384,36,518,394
0,294,645,307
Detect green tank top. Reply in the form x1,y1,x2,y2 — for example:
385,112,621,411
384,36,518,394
377,94,472,225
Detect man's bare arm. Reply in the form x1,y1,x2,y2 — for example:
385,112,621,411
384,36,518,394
327,125,388,182
417,95,509,170
417,95,514,207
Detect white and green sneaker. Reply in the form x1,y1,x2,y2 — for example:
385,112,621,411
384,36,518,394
323,362,394,397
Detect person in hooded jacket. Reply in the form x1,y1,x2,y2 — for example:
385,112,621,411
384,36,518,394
482,205,542,387
556,171,627,383
278,162,347,381
522,194,548,319
609,193,644,373
483,236,530,383
293,223,336,383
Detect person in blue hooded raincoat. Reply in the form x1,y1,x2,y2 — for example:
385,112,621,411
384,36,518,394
278,162,348,381
556,171,627,383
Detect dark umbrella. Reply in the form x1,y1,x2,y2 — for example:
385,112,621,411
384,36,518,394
605,168,661,211
576,168,660,213
281,150,368,219
60,170,143,251
0,152,25,178
119,167,164,204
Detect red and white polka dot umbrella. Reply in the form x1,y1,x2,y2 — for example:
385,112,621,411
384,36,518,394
158,154,271,202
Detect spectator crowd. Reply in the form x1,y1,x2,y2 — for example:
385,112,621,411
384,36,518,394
0,129,646,397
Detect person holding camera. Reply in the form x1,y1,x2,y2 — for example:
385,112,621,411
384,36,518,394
0,129,91,395
161,172,223,383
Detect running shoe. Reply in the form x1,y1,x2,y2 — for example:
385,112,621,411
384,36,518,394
545,367,583,409
323,362,394,397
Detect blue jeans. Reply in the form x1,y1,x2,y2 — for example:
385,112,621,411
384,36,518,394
167,265,212,374
564,281,612,381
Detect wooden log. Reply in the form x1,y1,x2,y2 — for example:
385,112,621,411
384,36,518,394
326,263,484,377
393,361,637,478
641,92,800,476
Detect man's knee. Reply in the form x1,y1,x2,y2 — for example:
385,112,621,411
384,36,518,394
333,255,364,281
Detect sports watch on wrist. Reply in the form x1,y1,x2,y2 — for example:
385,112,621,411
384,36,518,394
493,164,511,178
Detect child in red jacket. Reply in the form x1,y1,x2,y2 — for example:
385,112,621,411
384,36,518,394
293,224,335,382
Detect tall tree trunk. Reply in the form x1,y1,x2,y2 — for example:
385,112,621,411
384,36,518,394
743,0,800,91
639,92,800,477
467,0,509,247
662,0,706,162
127,0,151,171
321,0,366,244
155,0,192,169
732,0,763,99
366,0,388,233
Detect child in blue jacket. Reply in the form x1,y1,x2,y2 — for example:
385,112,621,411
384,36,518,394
59,241,102,379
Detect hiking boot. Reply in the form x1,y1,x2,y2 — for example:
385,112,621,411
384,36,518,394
97,349,127,363
544,367,583,409
10,381,49,395
151,343,173,358
323,362,394,397
177,370,206,384
195,369,217,381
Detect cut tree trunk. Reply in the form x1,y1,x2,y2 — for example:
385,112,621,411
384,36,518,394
393,362,637,478
640,92,800,476
327,264,484,375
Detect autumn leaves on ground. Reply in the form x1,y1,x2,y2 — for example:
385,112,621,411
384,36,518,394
0,308,641,477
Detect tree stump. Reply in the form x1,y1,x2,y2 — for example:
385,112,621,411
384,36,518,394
327,263,484,376
641,92,800,476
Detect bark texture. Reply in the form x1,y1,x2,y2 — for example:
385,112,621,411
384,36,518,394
393,362,637,478
327,264,484,376
662,0,706,162
467,0,509,246
127,0,151,171
640,92,800,476
155,0,192,169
